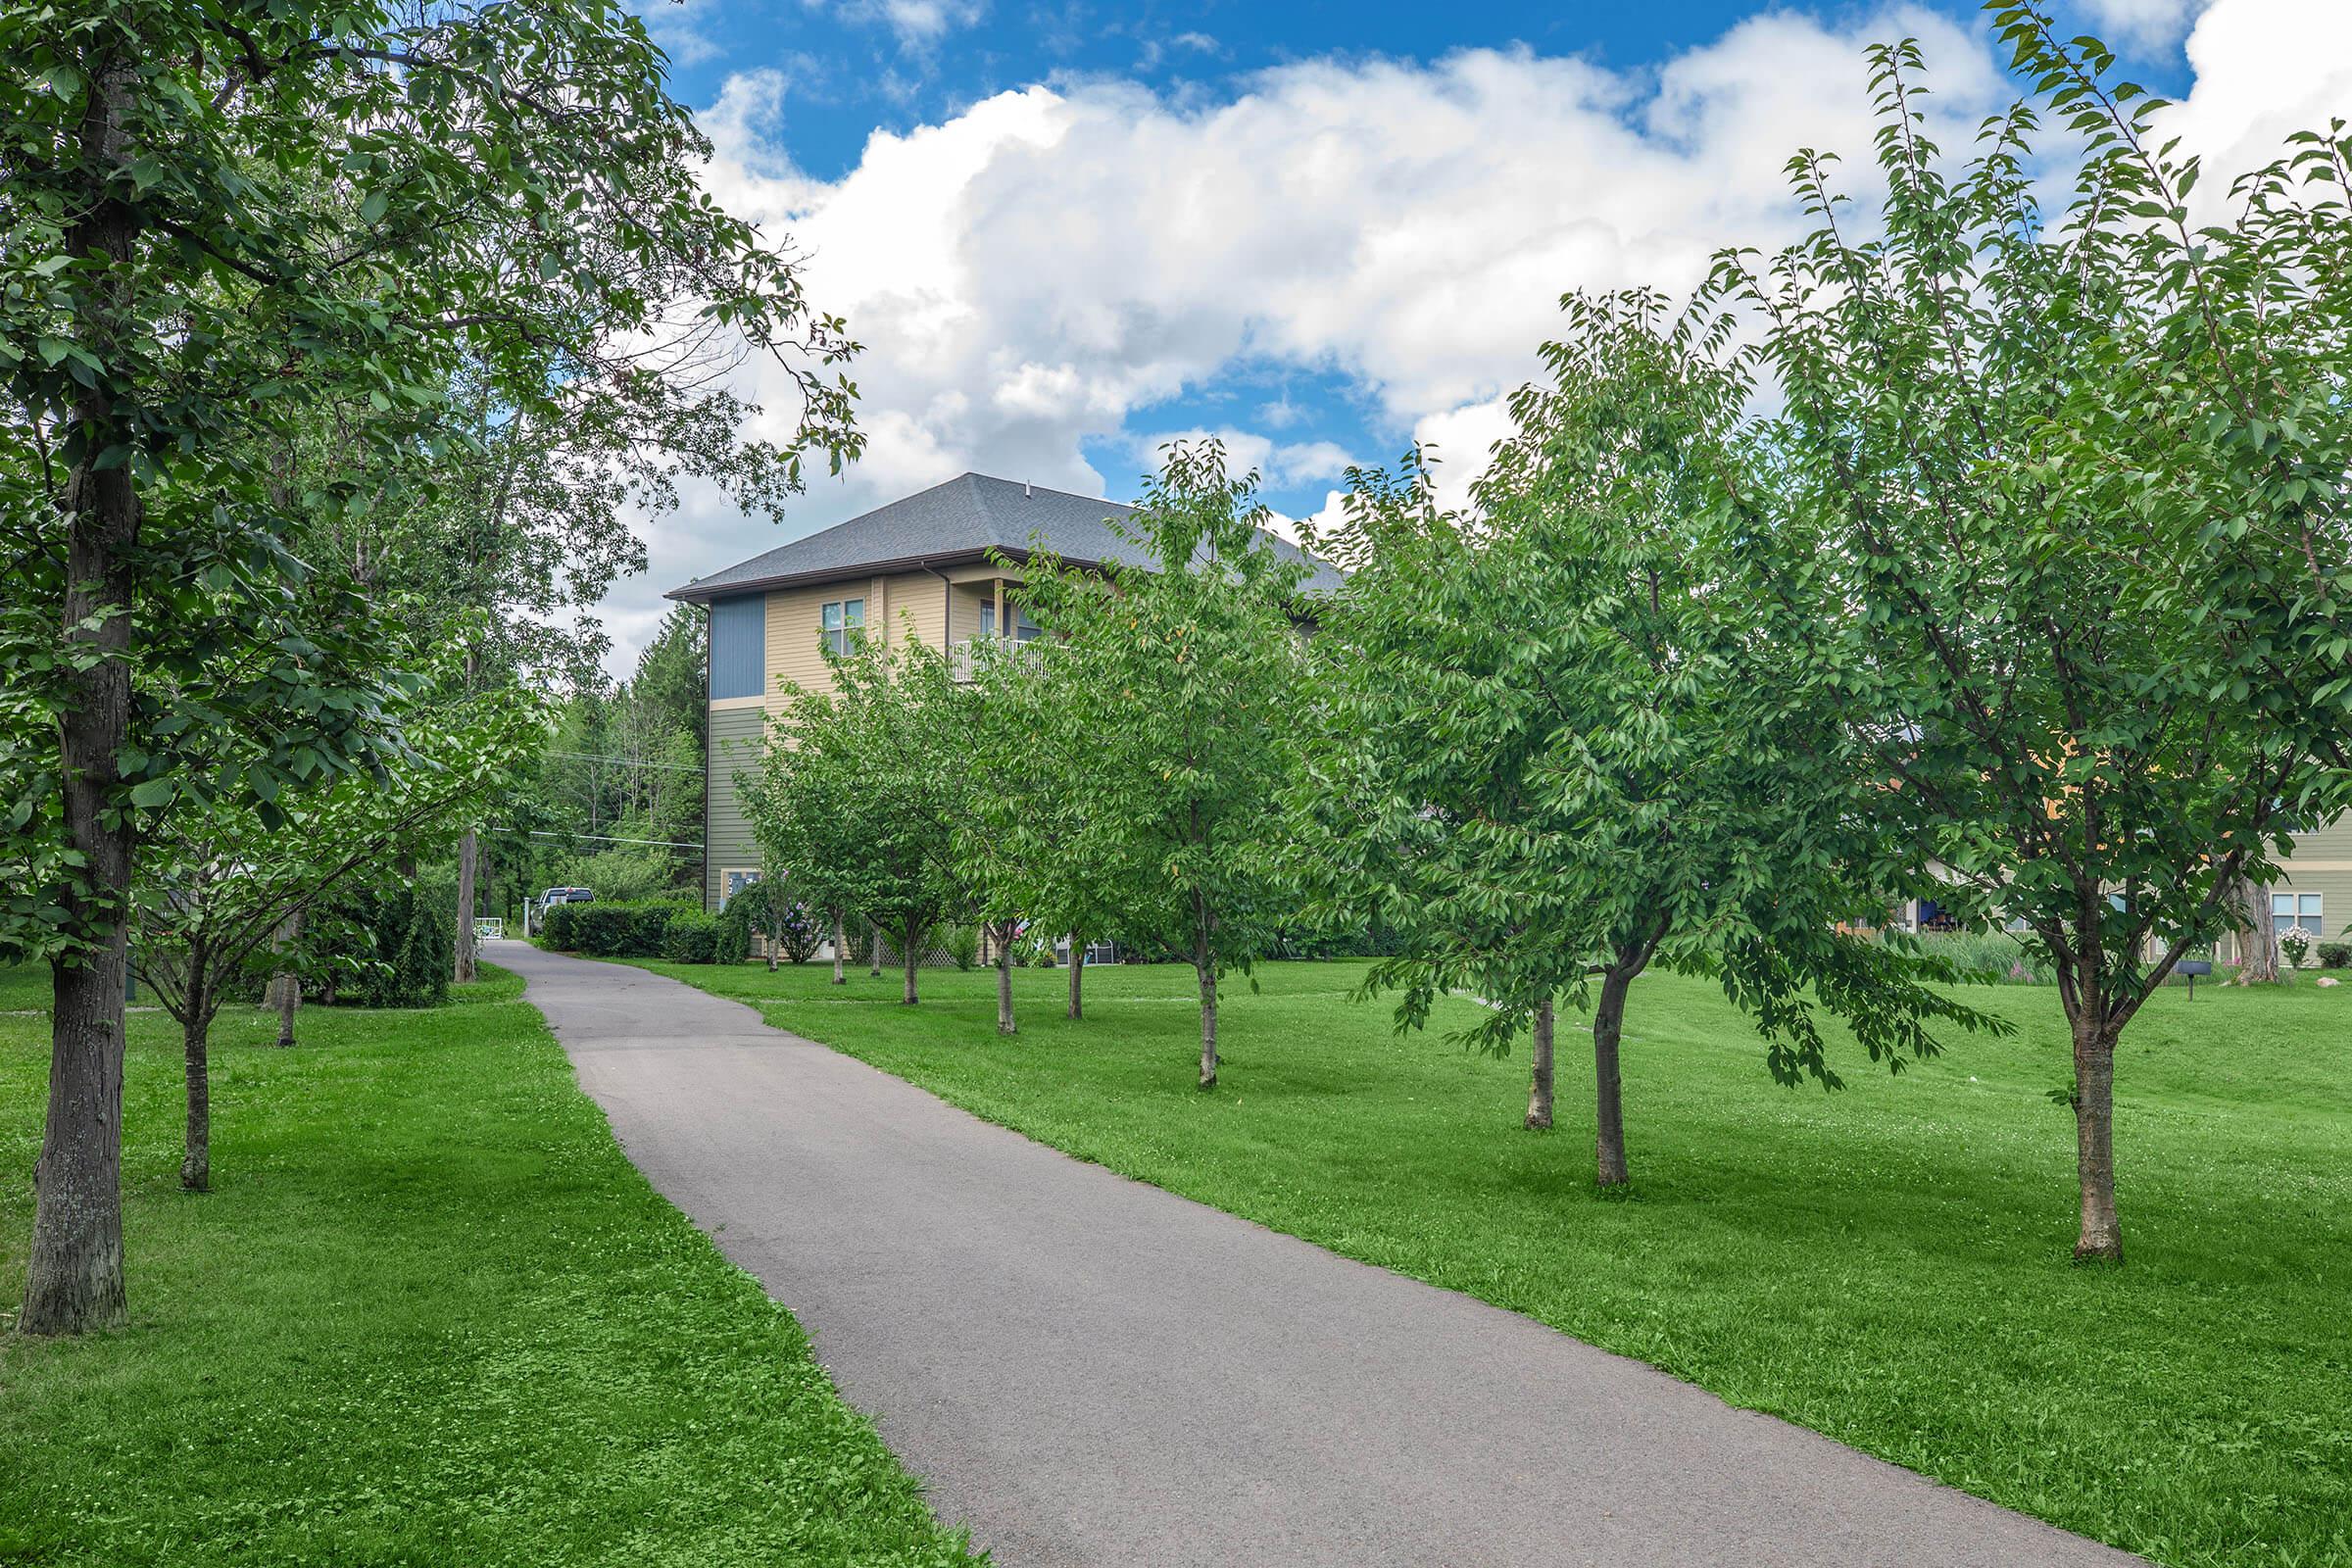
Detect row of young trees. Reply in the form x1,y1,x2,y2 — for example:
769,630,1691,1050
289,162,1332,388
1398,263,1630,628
749,8,2352,1270
1,0,858,1334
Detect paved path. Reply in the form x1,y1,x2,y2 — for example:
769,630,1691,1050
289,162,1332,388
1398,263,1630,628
499,941,2142,1568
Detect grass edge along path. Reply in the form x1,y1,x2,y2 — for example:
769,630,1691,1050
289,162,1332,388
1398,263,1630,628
0,962,975,1568
628,955,2352,1568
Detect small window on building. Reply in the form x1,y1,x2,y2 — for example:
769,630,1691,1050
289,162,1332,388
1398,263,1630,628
2272,891,2323,937
980,598,1040,642
721,868,762,909
822,598,865,657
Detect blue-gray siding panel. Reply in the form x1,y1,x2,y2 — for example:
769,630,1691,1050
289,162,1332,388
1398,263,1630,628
710,594,767,700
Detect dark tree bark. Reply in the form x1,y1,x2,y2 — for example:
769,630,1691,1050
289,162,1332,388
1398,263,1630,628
831,912,846,985
2071,1010,2124,1262
1067,932,1084,1021
181,999,213,1195
995,919,1017,1035
22,55,139,1336
902,930,919,1004
454,827,479,984
1526,994,1554,1131
1592,964,1638,1189
275,967,300,1050
869,923,882,978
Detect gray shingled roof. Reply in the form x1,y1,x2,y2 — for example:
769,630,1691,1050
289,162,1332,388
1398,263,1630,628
666,471,1345,602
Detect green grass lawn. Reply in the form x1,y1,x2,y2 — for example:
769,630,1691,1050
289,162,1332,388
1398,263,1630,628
0,963,973,1568
635,955,2352,1568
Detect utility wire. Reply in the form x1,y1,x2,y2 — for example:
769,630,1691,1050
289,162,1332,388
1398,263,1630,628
546,749,703,773
490,828,705,851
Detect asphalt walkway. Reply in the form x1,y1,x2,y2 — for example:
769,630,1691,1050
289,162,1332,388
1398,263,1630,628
498,940,2142,1568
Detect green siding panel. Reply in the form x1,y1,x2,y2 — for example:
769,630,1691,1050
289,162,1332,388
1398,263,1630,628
706,706,769,910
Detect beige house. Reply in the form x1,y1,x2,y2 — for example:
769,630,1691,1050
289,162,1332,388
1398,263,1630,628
1891,816,2352,966
666,471,1342,913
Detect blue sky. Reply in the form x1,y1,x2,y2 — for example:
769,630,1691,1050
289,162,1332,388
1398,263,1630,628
587,0,2335,673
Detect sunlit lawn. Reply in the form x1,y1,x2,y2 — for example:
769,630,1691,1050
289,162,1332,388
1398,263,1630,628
0,963,972,1568
636,954,2352,1568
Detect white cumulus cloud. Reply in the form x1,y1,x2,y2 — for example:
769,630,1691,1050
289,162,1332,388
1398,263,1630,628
595,0,2346,673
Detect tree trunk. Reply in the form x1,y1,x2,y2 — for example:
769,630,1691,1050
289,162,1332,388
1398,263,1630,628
2072,1014,2124,1262
23,59,140,1335
832,912,846,985
1067,932,1084,1021
870,924,882,978
996,921,1016,1035
1196,961,1218,1089
181,1001,212,1194
2235,874,2278,984
902,936,919,1005
454,827,479,984
1592,966,1634,1189
1526,994,1554,1131
275,968,300,1050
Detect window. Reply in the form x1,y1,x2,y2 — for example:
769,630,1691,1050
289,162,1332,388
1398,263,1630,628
979,598,1040,642
721,868,762,910
2273,891,2323,937
821,597,864,657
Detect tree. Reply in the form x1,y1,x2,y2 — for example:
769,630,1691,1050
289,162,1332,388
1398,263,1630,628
1718,7,2352,1259
1303,296,1986,1187
1019,444,1310,1088
957,635,1124,1033
0,0,856,1334
746,637,969,1006
135,682,539,1191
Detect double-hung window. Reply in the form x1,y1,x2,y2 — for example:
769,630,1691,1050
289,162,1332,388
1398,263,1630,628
2273,891,2323,938
822,597,865,657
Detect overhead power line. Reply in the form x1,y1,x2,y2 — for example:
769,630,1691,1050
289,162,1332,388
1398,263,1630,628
491,828,706,850
546,749,703,773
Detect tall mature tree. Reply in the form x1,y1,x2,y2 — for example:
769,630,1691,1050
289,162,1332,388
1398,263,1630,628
1720,6,2352,1259
1303,296,1985,1187
1019,445,1311,1088
746,637,970,1006
0,0,856,1333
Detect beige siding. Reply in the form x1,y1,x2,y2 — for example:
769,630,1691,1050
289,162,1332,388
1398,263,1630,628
763,583,840,701
878,569,951,651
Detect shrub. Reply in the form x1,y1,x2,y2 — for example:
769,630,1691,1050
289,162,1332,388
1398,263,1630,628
540,900,580,951
309,877,453,1008
1909,929,2048,985
712,908,751,967
940,923,978,970
714,879,824,964
2280,929,2312,970
2317,941,2352,970
558,901,690,957
661,910,720,964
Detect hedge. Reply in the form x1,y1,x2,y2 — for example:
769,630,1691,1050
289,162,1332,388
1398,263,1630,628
542,901,694,959
661,910,721,964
